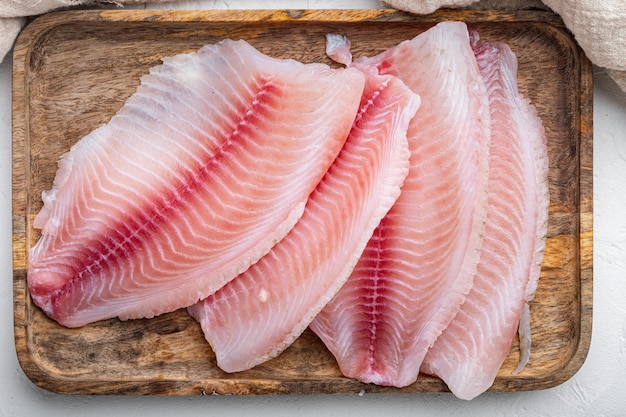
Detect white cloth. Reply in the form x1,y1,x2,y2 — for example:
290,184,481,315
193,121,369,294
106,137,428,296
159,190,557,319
543,0,626,72
0,15,24,62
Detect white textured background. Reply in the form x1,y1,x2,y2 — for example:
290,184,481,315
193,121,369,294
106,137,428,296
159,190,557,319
2,1,626,415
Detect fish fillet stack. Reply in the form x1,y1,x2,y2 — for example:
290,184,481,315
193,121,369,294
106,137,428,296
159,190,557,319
27,21,548,400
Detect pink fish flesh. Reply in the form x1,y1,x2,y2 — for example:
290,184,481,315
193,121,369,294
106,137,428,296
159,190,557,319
420,34,549,400
28,39,365,328
188,66,419,373
310,21,491,387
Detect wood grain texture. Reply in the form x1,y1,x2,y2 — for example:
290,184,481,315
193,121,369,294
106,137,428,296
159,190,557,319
12,9,592,395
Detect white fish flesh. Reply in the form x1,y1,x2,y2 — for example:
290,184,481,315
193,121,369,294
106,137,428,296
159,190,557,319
28,39,365,328
420,33,549,400
188,65,419,373
310,22,491,387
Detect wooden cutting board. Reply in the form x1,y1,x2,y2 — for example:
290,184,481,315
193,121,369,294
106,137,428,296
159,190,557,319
12,9,593,395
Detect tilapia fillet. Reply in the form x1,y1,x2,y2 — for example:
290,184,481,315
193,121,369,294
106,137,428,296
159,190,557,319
28,39,365,328
420,35,549,400
188,67,419,373
310,21,491,388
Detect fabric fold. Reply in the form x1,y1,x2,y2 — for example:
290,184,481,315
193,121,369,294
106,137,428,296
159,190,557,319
0,16,25,61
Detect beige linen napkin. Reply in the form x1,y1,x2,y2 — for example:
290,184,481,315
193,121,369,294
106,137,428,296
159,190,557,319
0,15,24,61
385,0,626,91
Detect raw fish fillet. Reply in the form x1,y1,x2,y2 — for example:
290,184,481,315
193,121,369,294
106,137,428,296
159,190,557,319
310,22,491,387
325,33,353,67
28,39,365,328
188,66,419,373
420,35,549,400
